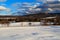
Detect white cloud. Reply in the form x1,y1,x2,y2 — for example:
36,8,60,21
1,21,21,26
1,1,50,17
0,6,11,15
17,8,26,11
26,8,41,14
29,8,41,12
0,6,11,12
35,8,41,11
6,8,11,12
0,6,6,10
47,0,54,1
12,2,42,14
59,0,60,1
48,8,53,11
12,3,21,7
22,2,30,6
37,0,54,2
0,0,7,2
37,0,47,3
37,0,60,3
47,0,58,2
12,2,33,8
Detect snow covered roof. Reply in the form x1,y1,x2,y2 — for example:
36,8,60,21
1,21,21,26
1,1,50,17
42,17,56,19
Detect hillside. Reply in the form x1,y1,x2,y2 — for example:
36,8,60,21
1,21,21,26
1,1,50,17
0,13,60,22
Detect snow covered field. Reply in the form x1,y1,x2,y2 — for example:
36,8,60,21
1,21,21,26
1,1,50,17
0,26,60,40
0,22,41,27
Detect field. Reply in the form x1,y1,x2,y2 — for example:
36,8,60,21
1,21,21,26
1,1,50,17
0,26,60,40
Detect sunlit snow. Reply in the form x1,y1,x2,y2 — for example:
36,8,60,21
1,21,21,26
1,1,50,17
0,22,60,40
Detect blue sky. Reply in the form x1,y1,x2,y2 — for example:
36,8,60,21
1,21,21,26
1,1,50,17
5,0,37,5
0,0,59,15
0,0,41,15
0,0,38,9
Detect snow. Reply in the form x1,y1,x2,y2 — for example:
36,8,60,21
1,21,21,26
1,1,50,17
0,22,60,40
0,22,41,27
0,26,60,40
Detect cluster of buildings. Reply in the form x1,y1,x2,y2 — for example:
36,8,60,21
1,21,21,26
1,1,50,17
0,13,60,26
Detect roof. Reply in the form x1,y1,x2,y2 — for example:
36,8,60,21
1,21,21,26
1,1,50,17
42,17,56,19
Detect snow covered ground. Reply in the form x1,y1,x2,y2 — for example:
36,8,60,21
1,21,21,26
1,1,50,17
0,22,41,27
0,26,60,40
